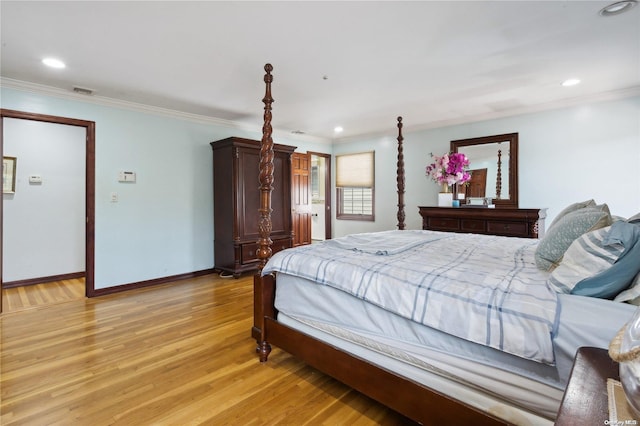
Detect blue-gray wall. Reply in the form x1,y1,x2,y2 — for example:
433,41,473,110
3,85,639,288
332,96,640,236
1,86,330,289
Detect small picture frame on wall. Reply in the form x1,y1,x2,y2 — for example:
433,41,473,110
3,156,17,194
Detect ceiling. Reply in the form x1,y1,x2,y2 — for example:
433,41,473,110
1,1,639,141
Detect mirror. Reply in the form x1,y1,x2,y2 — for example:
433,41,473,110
450,132,518,209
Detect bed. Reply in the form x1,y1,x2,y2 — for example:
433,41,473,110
251,64,640,425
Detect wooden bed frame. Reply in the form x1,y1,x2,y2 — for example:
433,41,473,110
251,64,508,425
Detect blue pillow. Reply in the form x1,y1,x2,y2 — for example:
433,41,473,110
571,222,640,299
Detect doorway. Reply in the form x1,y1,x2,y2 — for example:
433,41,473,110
0,109,95,313
460,168,488,199
309,152,331,241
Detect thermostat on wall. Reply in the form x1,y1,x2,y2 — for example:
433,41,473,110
118,171,136,183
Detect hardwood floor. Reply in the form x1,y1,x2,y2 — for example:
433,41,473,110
0,273,415,425
2,278,85,313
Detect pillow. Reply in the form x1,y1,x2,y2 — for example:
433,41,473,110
603,218,640,249
571,235,640,299
571,224,640,299
628,212,640,224
547,226,623,293
614,272,640,305
548,199,596,231
612,215,627,223
535,205,612,271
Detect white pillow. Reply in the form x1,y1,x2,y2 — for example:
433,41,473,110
548,226,623,293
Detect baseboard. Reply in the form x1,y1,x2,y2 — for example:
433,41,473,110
90,268,217,297
3,272,85,289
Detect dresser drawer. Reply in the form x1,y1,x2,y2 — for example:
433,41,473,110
460,219,485,233
271,238,291,254
419,207,545,239
427,217,460,231
241,243,259,264
486,221,528,237
240,238,291,264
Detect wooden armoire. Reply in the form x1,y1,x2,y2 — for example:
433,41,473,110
211,137,296,277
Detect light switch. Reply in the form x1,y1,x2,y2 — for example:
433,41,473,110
110,192,118,202
29,175,42,184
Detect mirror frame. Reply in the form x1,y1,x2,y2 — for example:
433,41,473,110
450,132,518,209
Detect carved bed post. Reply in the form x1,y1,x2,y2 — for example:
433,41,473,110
496,149,502,200
253,63,276,362
257,63,275,271
396,116,406,230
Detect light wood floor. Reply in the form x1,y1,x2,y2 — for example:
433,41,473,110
1,274,415,425
2,278,86,313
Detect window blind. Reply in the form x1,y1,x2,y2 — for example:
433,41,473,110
336,151,374,188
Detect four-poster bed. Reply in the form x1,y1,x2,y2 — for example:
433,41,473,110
251,64,638,425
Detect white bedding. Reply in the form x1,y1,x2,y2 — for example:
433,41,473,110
274,273,636,422
264,230,559,363
264,229,637,422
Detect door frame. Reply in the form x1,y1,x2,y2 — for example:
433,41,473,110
308,151,332,240
0,109,95,313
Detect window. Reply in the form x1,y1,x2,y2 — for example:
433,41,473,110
336,151,374,221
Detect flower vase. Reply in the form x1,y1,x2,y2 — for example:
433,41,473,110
438,183,453,207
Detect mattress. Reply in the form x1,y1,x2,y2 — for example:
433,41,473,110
264,230,559,364
274,273,636,423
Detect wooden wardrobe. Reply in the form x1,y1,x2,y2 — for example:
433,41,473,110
211,137,296,277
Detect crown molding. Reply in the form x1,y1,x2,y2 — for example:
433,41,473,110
401,86,640,137
333,85,640,143
0,77,331,145
4,77,635,146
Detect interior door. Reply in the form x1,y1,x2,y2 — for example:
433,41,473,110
463,168,487,198
291,152,311,247
309,152,331,241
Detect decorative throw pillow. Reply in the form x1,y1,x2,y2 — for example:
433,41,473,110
535,205,612,271
547,199,596,231
570,221,640,299
548,226,622,293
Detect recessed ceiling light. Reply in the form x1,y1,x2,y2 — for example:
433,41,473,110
42,57,66,69
599,0,637,16
562,78,581,87
334,126,344,133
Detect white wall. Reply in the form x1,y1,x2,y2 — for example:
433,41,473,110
333,96,640,237
3,118,85,281
1,87,330,289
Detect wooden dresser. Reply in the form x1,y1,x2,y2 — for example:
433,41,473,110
418,206,547,239
211,137,296,277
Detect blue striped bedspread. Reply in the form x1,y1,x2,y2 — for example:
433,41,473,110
263,229,560,364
